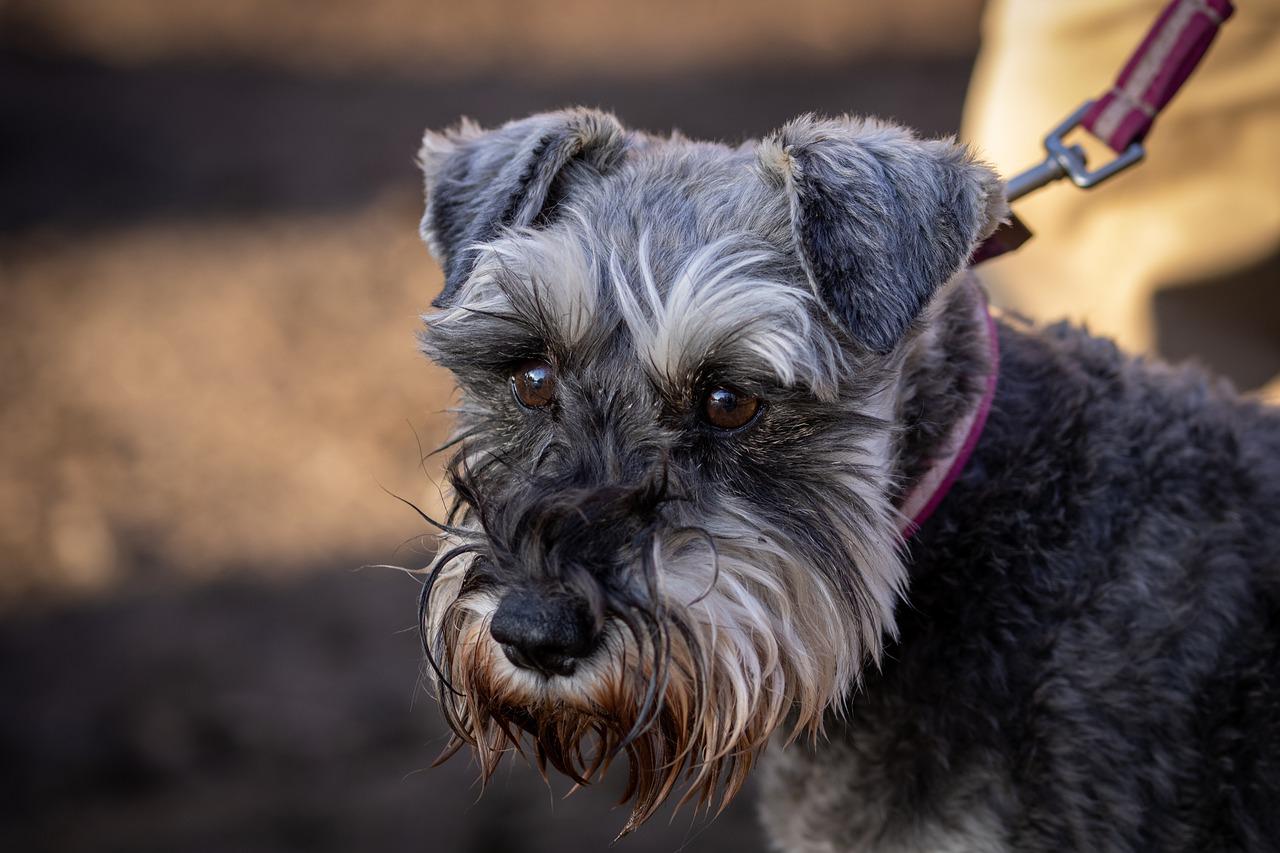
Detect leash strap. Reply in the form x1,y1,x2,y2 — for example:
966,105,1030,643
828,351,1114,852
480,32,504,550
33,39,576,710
1082,0,1235,153
974,0,1235,263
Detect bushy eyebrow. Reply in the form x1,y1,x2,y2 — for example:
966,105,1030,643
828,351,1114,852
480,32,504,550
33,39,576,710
418,229,604,372
609,231,846,399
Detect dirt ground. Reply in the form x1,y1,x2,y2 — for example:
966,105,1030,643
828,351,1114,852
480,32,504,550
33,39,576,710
0,2,982,850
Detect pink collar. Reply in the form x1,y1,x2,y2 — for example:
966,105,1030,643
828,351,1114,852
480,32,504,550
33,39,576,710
898,291,1000,538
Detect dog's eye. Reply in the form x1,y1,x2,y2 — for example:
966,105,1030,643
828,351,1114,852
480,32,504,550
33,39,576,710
511,359,556,409
701,386,761,431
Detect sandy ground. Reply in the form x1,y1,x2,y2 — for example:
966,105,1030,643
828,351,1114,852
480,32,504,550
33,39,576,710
0,3,981,849
0,198,450,605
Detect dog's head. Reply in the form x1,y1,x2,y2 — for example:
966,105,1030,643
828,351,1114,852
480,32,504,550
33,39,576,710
415,108,1003,830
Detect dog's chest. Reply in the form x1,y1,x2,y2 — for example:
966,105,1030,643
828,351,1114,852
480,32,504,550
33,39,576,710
756,735,1012,853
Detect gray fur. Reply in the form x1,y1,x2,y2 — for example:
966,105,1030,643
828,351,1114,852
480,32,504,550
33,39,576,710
410,108,1280,852
419,108,629,306
758,115,1006,353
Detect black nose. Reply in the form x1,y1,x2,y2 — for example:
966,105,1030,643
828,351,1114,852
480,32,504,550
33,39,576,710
490,590,599,678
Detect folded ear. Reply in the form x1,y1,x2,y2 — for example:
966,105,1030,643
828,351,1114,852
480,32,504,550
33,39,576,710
758,115,1006,354
419,108,628,307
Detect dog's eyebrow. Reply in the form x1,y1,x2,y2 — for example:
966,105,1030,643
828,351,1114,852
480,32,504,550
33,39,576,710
420,230,605,368
611,233,846,398
475,231,601,346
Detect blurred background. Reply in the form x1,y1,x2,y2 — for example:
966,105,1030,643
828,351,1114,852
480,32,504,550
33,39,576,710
1,1,1275,851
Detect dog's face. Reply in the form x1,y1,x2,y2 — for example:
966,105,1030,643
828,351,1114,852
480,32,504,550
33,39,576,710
416,109,1003,830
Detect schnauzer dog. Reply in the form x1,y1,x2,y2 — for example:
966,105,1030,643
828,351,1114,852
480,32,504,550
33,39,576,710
412,108,1280,852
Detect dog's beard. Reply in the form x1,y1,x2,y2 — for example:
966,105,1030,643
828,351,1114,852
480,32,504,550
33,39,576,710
422,490,903,833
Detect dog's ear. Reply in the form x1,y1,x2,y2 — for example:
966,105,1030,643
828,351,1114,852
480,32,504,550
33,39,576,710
758,115,1006,354
418,108,628,307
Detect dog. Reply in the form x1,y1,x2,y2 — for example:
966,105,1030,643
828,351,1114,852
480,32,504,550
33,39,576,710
411,108,1280,852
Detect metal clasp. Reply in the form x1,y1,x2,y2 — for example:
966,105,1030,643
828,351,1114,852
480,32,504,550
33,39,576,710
1004,102,1146,203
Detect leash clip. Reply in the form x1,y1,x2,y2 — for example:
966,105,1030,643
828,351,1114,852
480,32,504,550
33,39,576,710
1004,102,1145,203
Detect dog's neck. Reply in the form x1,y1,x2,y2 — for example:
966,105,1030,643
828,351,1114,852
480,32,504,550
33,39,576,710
892,274,999,533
